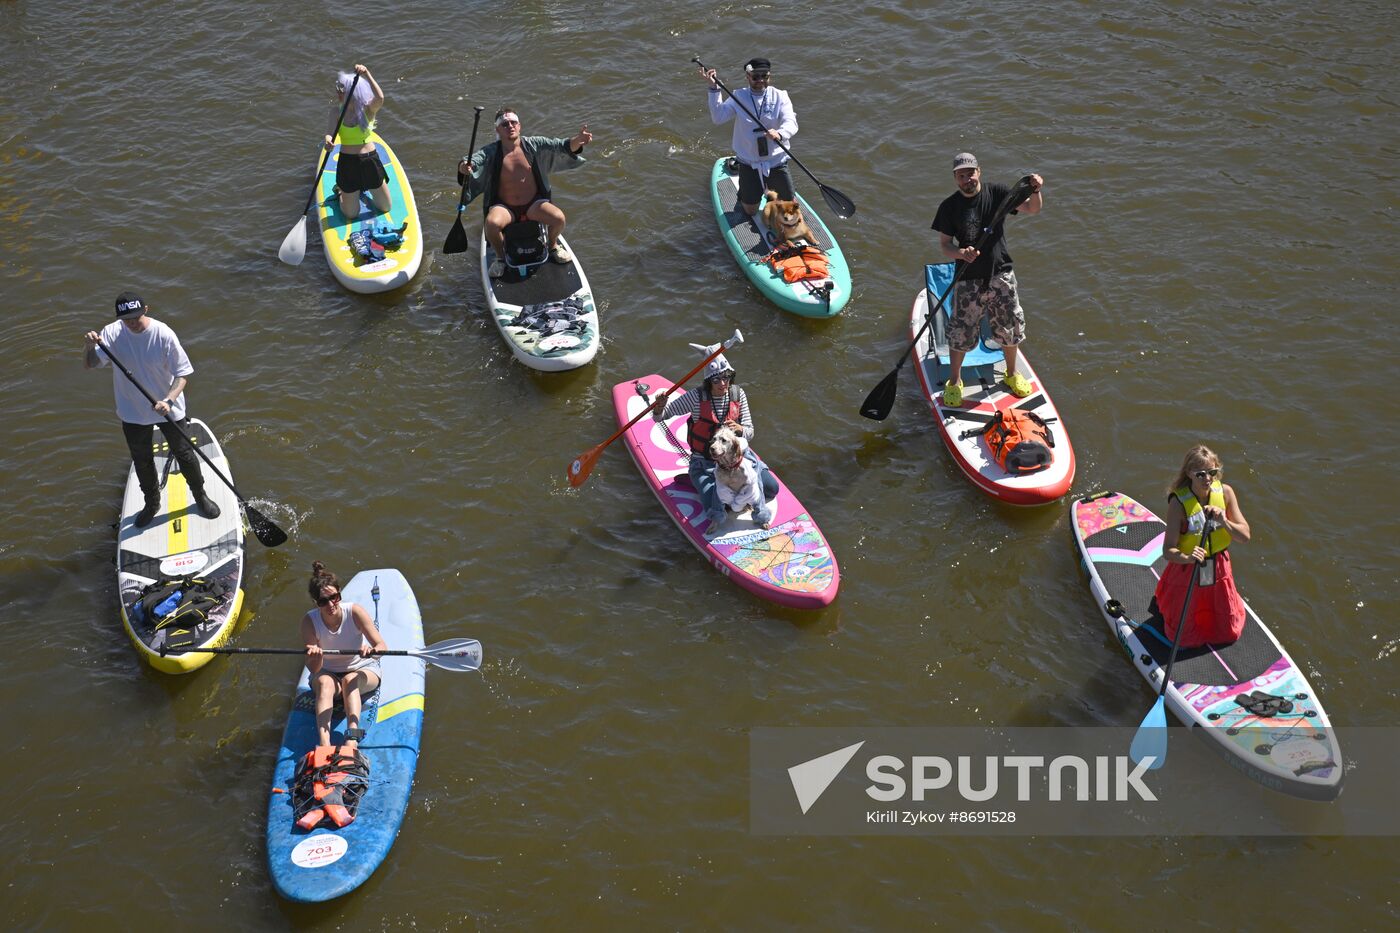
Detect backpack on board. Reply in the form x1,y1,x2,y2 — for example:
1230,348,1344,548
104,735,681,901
961,408,1057,475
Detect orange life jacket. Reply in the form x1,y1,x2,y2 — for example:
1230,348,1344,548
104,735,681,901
292,745,371,830
964,408,1057,474
688,387,741,457
766,243,831,283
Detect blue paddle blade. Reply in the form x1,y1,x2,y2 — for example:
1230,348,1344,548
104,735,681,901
1130,698,1169,769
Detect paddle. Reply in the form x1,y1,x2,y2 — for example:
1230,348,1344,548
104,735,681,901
858,176,1034,421
443,104,486,254
161,637,485,672
566,329,743,487
96,341,288,548
1129,520,1215,769
692,56,856,219
278,72,362,266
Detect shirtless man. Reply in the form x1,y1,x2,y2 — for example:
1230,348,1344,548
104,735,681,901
456,107,592,276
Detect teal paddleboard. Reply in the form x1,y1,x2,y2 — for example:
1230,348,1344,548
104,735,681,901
708,158,851,318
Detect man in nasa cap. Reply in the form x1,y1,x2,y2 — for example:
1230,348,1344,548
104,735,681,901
83,292,220,527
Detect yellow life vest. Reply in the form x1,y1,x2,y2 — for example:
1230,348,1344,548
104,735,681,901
1173,481,1232,555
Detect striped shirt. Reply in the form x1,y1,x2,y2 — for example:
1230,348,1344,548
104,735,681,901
655,386,754,441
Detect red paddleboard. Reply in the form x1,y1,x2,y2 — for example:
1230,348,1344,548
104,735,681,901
911,262,1074,505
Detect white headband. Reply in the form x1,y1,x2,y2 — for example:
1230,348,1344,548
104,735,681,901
496,111,519,128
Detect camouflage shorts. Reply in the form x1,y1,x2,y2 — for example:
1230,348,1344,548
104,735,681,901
949,270,1025,353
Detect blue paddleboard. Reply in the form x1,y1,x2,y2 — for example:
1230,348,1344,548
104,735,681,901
266,568,426,902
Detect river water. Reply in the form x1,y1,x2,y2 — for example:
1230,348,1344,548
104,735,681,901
3,0,1397,928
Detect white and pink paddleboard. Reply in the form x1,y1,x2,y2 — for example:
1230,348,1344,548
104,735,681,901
911,262,1074,506
612,376,839,610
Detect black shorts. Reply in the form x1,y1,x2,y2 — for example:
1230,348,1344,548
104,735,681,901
335,150,388,193
737,162,795,205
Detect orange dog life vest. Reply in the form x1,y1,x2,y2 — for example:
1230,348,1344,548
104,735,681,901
766,244,831,283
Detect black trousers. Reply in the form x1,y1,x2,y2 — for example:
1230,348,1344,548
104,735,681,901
122,420,205,499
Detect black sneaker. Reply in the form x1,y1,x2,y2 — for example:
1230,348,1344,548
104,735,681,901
191,488,221,520
134,497,160,529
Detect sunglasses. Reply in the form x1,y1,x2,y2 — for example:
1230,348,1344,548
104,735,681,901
1191,468,1220,481
498,119,520,126
748,73,771,80
316,592,342,606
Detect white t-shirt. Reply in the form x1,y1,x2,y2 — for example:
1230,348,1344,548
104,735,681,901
94,318,193,425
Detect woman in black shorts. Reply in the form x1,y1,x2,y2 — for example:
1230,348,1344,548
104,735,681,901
324,63,390,219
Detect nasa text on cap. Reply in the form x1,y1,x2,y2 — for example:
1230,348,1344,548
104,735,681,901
114,292,146,319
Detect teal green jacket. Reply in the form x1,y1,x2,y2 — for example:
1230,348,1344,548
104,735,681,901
457,136,586,217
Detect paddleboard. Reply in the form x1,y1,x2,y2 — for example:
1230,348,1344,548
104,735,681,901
612,376,839,609
708,157,851,318
1071,491,1343,800
315,132,423,294
117,418,245,675
267,569,426,902
911,261,1074,505
479,230,600,371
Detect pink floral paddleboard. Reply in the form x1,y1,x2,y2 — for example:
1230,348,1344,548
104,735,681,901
612,376,839,610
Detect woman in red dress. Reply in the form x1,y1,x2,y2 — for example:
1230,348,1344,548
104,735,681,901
1154,445,1251,647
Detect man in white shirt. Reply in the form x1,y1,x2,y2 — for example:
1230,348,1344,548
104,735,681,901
84,292,220,528
701,57,799,216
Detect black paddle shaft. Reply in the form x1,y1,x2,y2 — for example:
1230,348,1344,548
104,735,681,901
444,104,487,254
692,56,855,218
1156,520,1216,697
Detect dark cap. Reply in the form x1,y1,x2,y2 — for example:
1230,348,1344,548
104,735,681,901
744,58,771,75
114,291,146,319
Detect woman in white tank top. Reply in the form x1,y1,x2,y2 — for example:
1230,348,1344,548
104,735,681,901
301,561,388,749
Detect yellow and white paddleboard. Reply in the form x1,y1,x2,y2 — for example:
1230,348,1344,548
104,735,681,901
117,418,245,674
315,132,423,293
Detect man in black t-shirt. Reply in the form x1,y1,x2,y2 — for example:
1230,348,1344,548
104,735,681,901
930,152,1044,406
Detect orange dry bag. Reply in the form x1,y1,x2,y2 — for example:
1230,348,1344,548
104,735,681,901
963,408,1057,474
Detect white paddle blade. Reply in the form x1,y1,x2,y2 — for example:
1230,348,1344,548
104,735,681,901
1129,699,1169,769
419,637,483,671
278,215,308,266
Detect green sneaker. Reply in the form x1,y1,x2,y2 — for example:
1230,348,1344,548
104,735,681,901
942,379,964,407
1003,371,1033,398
